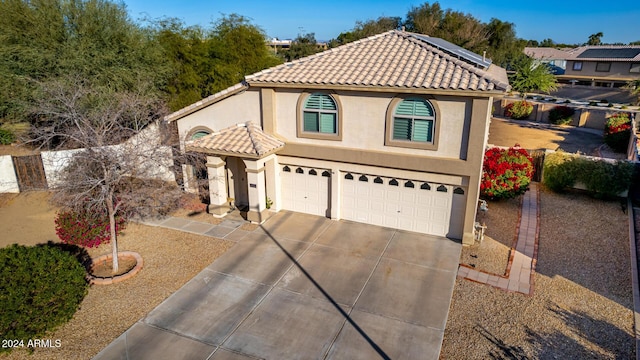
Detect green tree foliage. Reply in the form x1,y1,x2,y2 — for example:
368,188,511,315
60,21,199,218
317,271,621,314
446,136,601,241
205,14,281,94
0,0,169,125
587,32,604,45
331,16,401,47
285,32,320,61
485,19,525,68
509,55,558,98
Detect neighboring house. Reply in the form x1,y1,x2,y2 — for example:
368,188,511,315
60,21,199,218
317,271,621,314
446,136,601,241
524,47,571,74
166,30,509,245
560,45,640,87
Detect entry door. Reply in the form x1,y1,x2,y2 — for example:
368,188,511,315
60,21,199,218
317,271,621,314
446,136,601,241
280,165,330,217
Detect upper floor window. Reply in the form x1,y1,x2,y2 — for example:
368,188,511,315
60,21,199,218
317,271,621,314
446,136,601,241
572,61,583,71
631,63,640,73
596,62,611,72
297,92,342,140
385,97,439,150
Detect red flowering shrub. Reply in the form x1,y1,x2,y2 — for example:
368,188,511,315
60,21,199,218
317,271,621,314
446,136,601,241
481,145,534,199
55,209,126,248
504,100,533,120
604,113,631,153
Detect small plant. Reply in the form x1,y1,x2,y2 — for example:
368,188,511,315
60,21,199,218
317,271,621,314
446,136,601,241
504,100,533,120
0,244,88,352
55,209,126,248
266,197,273,209
548,105,576,125
481,145,534,200
604,113,631,153
0,128,15,145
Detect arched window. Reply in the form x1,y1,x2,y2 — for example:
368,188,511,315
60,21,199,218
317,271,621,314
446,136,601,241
404,181,415,188
389,179,399,186
345,173,354,180
374,177,383,184
385,97,439,150
309,169,317,175
283,166,291,172
191,130,210,140
393,98,435,142
359,175,368,182
302,93,337,134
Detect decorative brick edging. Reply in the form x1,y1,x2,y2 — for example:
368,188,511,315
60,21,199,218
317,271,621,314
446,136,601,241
88,251,144,285
457,184,540,296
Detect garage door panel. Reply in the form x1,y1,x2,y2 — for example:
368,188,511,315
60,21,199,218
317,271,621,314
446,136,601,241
340,170,465,238
281,166,329,217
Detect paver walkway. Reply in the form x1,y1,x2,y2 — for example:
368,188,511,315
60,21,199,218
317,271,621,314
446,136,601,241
457,183,540,295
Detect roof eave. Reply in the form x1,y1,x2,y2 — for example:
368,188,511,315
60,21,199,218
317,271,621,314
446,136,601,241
245,81,508,97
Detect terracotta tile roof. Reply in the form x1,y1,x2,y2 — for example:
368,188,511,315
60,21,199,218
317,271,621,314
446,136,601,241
567,45,640,62
186,122,284,158
246,30,509,92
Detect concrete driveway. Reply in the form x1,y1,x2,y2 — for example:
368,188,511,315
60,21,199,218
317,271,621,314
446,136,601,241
94,211,461,360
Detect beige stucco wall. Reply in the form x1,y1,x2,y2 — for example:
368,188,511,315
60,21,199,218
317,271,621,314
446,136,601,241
175,89,262,145
273,89,471,159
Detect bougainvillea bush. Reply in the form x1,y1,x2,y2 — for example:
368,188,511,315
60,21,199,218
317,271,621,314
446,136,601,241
504,100,533,120
604,112,631,153
55,209,126,248
481,145,534,199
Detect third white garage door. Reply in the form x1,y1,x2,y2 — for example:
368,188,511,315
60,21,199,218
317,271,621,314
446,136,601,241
341,172,465,238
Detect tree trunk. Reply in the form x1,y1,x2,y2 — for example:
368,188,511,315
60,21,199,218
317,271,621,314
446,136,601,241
107,198,119,274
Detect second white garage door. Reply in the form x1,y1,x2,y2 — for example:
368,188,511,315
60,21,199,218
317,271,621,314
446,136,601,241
341,173,465,238
280,165,330,217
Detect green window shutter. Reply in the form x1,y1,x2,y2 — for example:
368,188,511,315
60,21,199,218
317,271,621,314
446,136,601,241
413,101,433,117
305,95,322,109
303,112,319,132
319,113,336,133
320,95,336,110
393,117,411,140
395,100,416,116
191,131,209,140
412,119,433,142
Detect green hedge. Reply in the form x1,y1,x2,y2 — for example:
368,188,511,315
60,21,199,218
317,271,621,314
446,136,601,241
543,151,634,199
548,105,575,125
0,244,88,352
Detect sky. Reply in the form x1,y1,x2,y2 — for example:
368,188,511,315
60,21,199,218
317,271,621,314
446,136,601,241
123,0,640,45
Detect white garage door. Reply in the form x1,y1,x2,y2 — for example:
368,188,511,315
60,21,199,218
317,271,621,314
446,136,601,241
281,165,330,217
341,172,465,238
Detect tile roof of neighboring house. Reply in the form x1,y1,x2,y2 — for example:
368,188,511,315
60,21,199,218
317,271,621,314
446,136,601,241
246,30,510,92
186,121,284,159
524,47,572,60
567,45,640,61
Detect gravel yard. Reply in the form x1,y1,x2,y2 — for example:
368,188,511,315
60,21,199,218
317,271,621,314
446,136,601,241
0,192,233,360
441,187,635,359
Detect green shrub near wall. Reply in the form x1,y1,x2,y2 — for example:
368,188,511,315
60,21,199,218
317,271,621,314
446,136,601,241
0,244,88,352
548,105,575,125
504,100,534,120
543,151,634,199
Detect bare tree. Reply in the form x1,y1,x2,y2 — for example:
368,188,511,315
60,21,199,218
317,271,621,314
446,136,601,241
29,77,184,273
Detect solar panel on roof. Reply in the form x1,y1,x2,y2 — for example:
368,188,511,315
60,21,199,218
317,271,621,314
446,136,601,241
409,34,492,69
577,48,640,59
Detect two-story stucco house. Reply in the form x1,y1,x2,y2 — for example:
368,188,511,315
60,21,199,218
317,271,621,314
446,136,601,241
561,45,640,88
166,30,509,245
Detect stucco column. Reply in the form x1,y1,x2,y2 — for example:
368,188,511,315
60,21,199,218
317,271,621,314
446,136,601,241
264,155,281,211
243,159,268,223
462,97,492,245
206,156,228,217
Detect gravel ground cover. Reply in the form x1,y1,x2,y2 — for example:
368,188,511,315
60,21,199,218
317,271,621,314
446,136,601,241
0,192,233,360
459,196,520,274
441,187,635,359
